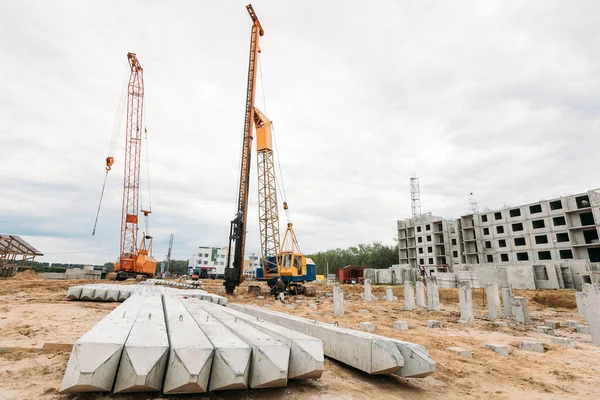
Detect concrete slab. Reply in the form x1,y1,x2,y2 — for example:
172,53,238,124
485,343,509,356
577,324,591,334
426,320,442,328
537,326,555,336
393,321,408,331
105,289,120,302
447,347,472,358
404,282,415,311
229,304,436,378
544,321,560,329
566,320,578,327
80,287,95,301
333,285,344,316
182,299,251,391
360,322,376,332
486,283,501,319
206,302,323,380
66,286,83,300
162,296,214,394
416,281,426,307
113,295,169,393
551,337,575,348
197,302,289,388
519,341,544,353
458,280,474,322
59,294,146,393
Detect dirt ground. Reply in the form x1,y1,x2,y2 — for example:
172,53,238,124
0,277,598,400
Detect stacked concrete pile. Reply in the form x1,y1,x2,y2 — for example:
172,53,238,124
229,304,436,378
61,295,324,394
66,283,227,305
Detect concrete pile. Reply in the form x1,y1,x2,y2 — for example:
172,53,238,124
61,294,324,394
66,283,227,305
229,304,436,378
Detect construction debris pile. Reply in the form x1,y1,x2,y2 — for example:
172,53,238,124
66,282,226,305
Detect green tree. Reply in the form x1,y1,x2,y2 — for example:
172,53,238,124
307,241,399,275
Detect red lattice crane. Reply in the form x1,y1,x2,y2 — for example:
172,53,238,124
112,53,156,280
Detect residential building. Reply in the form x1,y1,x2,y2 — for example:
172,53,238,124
398,188,600,267
190,246,260,277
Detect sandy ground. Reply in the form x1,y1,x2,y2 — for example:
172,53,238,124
0,277,598,400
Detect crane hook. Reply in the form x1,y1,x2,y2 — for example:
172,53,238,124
106,156,114,171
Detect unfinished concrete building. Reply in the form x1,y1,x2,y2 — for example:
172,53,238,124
397,189,600,289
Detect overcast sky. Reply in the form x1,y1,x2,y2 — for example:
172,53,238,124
1,1,599,265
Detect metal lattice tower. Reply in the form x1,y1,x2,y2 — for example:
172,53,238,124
410,175,422,217
165,234,174,272
469,192,479,214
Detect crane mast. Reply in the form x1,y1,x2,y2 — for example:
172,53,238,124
224,4,264,294
165,233,174,273
254,107,281,278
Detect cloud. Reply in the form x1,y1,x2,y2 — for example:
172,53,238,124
2,1,600,264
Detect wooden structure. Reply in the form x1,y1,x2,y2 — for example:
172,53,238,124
0,235,43,277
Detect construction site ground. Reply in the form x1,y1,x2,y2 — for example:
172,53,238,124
1,276,598,400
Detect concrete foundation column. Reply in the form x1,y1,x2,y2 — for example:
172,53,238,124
426,277,440,311
404,282,415,311
458,281,474,322
502,287,514,318
385,286,393,302
584,284,600,344
513,296,529,325
486,283,501,319
415,281,426,307
333,285,344,316
364,279,373,302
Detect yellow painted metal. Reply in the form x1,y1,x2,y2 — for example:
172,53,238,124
278,221,305,277
254,108,273,151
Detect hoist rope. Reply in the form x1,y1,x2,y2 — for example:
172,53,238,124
92,63,129,236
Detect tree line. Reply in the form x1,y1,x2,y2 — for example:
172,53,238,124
307,242,399,275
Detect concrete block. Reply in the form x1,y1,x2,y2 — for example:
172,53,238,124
566,320,578,327
426,277,440,311
536,326,555,336
551,337,576,348
113,295,169,393
360,322,376,332
458,281,474,322
485,343,509,356
162,296,214,394
257,296,265,299
60,294,146,393
404,282,415,311
309,304,318,310
66,286,83,300
513,296,529,324
214,303,324,380
385,286,394,302
519,340,544,353
502,287,514,318
364,279,373,302
105,289,120,302
576,324,590,334
447,347,472,358
426,320,442,328
392,321,408,331
358,309,369,314
286,305,295,310
486,283,501,319
182,300,251,391
544,321,560,329
416,281,426,307
583,284,600,344
229,304,435,378
198,302,289,388
80,287,95,301
333,285,344,316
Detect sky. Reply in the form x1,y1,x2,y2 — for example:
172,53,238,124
1,0,600,265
